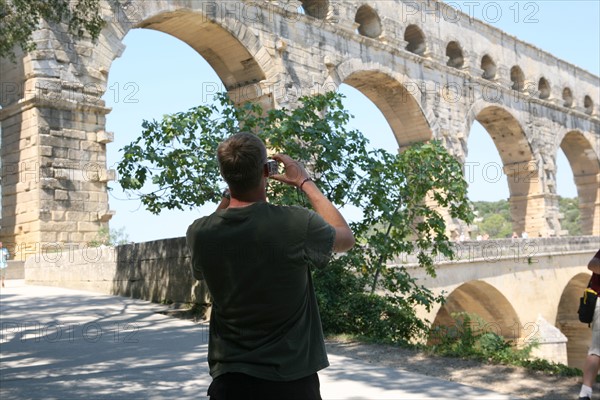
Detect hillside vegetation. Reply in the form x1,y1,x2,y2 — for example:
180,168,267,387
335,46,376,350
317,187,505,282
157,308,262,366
472,197,580,238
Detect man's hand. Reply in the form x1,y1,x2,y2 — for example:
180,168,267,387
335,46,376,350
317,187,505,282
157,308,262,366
270,154,310,188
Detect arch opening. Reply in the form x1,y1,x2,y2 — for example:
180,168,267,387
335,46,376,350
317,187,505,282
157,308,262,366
429,281,521,345
446,41,464,69
555,148,580,236
404,25,426,56
538,77,551,99
336,83,400,222
465,120,510,239
510,66,525,92
559,131,600,235
355,5,382,38
584,95,594,115
557,273,593,368
563,88,574,108
100,13,271,242
469,105,541,237
481,55,496,80
137,11,266,90
342,70,432,147
299,0,329,20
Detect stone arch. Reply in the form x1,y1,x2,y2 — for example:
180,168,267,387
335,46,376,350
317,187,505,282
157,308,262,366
584,95,594,115
404,25,426,56
355,5,382,38
556,272,592,368
538,77,551,99
465,102,544,235
298,0,330,20
429,281,521,344
481,54,496,80
336,60,433,147
510,65,525,91
563,87,574,107
131,11,269,91
558,130,600,235
77,3,278,99
0,3,278,251
446,41,464,69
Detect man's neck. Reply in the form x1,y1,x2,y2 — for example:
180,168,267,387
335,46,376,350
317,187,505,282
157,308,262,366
228,198,264,208
228,187,267,209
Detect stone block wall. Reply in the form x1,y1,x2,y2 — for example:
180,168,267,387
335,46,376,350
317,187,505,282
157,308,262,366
4,260,25,279
111,237,209,305
24,237,210,306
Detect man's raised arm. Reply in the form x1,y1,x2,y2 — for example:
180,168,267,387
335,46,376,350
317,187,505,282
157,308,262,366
271,154,355,253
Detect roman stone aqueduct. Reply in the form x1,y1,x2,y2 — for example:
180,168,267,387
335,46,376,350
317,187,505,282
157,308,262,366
1,0,599,368
1,0,599,252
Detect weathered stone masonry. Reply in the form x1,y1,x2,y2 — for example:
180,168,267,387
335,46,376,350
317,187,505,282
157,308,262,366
1,0,599,255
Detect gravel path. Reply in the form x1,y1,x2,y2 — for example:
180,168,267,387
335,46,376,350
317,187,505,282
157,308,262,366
325,338,583,400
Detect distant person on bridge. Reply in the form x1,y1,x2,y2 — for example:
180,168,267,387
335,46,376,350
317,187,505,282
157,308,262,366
186,132,355,400
0,242,9,288
579,248,600,400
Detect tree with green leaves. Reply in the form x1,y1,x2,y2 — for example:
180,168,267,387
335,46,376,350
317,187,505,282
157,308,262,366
478,213,512,239
471,198,581,237
117,92,474,343
0,0,104,59
558,196,581,236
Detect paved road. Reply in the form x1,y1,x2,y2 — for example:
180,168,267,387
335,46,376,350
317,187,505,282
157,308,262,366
0,281,519,399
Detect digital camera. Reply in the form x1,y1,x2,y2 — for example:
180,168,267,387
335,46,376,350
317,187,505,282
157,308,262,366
266,159,279,177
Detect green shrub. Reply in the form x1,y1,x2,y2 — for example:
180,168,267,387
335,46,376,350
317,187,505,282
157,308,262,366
478,332,508,354
427,312,588,378
313,262,423,345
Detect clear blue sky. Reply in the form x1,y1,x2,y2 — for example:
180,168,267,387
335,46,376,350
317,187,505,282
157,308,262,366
103,1,600,243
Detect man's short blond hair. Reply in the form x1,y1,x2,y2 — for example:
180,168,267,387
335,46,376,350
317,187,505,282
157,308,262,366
217,132,267,194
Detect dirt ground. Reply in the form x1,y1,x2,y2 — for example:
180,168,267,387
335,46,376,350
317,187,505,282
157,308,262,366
325,338,583,400
163,307,584,399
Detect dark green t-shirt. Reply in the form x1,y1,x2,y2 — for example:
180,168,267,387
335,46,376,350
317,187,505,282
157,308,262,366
186,202,335,381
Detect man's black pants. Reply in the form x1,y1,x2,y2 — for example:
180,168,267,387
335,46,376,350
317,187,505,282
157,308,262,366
207,372,322,400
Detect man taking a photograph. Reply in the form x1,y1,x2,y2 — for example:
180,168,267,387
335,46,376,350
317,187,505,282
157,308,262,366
186,132,355,399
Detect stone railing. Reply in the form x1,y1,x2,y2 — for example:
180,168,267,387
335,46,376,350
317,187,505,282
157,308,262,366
391,236,600,267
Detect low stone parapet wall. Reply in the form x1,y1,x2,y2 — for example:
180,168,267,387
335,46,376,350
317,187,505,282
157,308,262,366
23,235,599,305
24,237,209,308
25,244,119,293
392,236,600,266
4,260,25,279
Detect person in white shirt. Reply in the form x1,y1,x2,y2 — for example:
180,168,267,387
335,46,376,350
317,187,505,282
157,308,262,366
0,242,10,288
